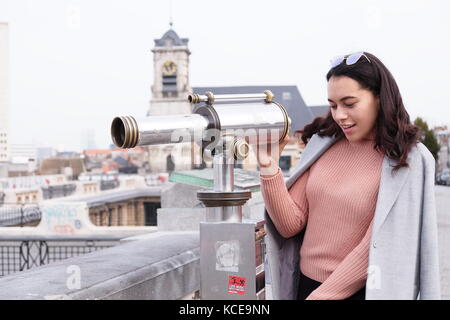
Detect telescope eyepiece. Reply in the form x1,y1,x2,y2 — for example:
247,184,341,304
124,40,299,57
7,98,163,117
232,139,249,160
188,94,196,104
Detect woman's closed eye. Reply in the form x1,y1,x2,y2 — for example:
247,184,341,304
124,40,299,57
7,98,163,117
329,103,354,109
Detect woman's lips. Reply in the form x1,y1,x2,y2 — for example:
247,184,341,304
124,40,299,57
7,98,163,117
343,124,356,134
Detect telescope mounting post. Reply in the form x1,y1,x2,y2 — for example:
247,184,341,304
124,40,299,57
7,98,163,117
197,130,266,301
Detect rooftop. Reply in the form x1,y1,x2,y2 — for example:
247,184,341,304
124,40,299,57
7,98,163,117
154,29,189,47
50,187,161,207
169,168,261,192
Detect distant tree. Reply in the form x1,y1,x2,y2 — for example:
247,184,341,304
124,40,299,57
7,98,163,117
414,117,440,161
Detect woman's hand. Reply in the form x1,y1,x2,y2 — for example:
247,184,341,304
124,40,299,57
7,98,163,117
250,135,290,176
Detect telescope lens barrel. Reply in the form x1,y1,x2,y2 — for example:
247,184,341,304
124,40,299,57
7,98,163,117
211,102,289,144
111,114,209,148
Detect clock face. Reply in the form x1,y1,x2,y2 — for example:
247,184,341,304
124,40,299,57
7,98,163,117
162,61,177,76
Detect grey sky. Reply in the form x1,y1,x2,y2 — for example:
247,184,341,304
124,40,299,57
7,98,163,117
0,0,449,151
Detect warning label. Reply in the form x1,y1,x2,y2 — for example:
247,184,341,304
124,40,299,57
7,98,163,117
227,276,247,295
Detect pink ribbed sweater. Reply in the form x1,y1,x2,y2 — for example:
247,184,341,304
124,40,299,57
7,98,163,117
260,137,384,300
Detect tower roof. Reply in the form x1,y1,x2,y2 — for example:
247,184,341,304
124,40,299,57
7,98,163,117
154,29,189,47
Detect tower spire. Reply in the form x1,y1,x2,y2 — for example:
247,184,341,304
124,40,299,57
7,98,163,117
169,0,173,28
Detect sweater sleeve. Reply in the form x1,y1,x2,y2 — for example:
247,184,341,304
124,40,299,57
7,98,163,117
306,219,374,300
260,168,310,238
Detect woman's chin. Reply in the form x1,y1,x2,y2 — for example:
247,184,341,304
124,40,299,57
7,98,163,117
345,132,362,142
345,134,374,143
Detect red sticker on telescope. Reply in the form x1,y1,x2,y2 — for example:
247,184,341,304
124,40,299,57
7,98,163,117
227,276,247,295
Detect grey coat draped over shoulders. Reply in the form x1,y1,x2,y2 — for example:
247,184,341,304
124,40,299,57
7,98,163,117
264,133,441,300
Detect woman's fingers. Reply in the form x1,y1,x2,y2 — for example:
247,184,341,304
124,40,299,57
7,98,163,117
248,134,291,166
279,135,290,153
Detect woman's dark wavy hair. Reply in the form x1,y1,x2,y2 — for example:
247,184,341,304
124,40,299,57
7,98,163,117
297,52,419,172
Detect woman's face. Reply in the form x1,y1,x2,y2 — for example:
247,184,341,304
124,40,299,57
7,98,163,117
327,75,379,142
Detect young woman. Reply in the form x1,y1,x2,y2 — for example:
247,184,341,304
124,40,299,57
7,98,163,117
255,52,441,300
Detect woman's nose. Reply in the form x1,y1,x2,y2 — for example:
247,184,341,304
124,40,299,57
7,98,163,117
335,107,348,120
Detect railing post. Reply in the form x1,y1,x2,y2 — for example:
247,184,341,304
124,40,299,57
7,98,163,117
20,204,24,227
39,241,49,266
19,241,29,271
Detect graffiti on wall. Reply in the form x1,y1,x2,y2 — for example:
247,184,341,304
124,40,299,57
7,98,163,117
41,204,85,235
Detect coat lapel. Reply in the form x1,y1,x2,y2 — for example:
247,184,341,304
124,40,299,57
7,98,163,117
372,155,411,236
286,134,339,189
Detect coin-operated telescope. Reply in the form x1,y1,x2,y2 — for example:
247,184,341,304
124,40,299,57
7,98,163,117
110,90,291,300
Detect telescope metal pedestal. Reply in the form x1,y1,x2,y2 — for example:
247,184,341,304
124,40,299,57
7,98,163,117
197,150,266,300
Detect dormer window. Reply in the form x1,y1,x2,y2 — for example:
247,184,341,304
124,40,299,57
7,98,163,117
165,37,174,46
282,92,292,100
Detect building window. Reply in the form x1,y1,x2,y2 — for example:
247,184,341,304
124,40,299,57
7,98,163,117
144,202,160,226
162,74,177,97
166,154,175,173
279,155,292,172
162,91,178,98
165,38,174,46
282,92,292,100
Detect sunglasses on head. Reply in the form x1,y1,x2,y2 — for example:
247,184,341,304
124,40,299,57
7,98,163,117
330,52,371,68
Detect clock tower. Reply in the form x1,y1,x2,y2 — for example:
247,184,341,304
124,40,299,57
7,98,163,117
147,28,199,173
148,28,192,115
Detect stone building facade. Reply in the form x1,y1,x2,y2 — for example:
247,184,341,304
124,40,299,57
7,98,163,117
88,196,160,227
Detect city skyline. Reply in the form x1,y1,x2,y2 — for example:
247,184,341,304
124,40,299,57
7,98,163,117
0,0,449,151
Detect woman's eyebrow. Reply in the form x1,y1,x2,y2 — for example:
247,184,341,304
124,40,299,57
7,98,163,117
327,96,358,102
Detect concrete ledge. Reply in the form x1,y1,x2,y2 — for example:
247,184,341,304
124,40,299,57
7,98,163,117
0,231,200,300
0,234,129,241
157,208,206,231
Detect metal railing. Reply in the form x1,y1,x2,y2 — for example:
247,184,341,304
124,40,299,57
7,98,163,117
0,236,120,277
0,203,42,227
